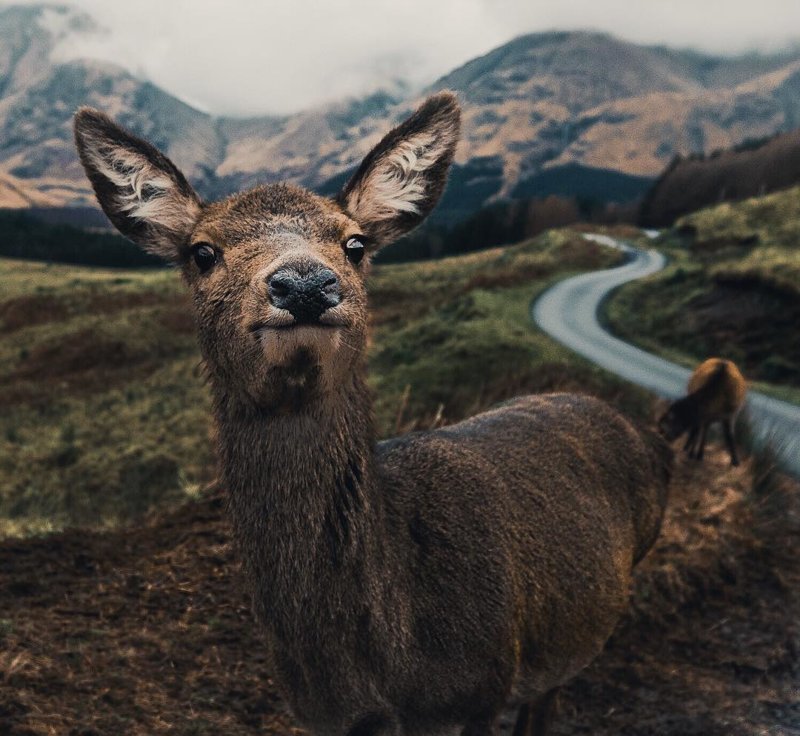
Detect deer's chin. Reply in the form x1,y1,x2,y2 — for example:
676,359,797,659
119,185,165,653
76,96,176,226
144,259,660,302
259,327,358,393
244,336,353,410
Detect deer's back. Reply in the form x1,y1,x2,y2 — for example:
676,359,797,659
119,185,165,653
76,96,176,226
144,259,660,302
376,393,671,715
688,358,747,418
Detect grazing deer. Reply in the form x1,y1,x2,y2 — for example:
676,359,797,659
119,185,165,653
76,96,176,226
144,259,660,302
74,93,672,736
659,357,747,466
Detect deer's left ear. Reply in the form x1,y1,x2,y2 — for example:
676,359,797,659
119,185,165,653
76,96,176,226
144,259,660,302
74,107,202,262
338,91,460,247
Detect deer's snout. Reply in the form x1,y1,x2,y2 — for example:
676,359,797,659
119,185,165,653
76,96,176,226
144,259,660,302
267,266,341,324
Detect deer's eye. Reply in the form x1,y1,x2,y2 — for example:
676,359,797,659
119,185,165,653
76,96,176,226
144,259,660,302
192,243,218,273
344,237,365,265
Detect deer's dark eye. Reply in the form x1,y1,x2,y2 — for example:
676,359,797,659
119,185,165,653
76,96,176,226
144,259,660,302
344,237,365,265
192,243,218,273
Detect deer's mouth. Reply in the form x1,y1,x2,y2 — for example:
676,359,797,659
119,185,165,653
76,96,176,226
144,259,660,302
248,309,348,335
249,320,344,334
246,303,350,337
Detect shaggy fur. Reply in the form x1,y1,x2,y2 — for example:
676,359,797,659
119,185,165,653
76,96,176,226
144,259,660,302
74,92,673,736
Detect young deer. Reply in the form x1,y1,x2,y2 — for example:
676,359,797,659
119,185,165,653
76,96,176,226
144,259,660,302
74,93,672,736
659,357,747,466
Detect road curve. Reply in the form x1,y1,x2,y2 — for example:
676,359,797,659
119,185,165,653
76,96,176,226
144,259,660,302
532,235,800,475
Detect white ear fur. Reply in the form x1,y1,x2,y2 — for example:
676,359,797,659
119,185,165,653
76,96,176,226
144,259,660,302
339,92,460,246
82,137,200,234
347,130,445,222
74,108,201,260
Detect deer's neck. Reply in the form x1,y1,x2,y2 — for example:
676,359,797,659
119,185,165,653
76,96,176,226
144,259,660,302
215,371,385,630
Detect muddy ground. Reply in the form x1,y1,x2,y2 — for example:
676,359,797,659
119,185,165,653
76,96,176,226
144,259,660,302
1,447,798,735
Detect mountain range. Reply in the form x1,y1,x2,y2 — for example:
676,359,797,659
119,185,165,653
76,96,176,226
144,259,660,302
2,3,800,225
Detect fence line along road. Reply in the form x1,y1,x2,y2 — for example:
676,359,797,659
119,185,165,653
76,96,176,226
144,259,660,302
532,235,800,476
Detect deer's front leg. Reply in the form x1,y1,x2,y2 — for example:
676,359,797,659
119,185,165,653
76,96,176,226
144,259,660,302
462,713,499,736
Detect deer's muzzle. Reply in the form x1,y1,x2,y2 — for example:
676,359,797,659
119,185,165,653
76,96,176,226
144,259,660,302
267,266,341,325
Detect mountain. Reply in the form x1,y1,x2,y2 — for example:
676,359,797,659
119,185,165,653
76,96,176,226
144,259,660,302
2,4,800,225
433,32,800,192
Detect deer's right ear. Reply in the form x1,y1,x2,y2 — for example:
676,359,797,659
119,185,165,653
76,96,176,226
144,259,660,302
73,107,202,262
338,92,460,247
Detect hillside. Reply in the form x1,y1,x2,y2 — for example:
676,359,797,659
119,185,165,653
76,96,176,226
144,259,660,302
0,208,159,266
640,128,800,226
1,229,799,734
608,186,800,391
0,230,639,536
3,5,800,224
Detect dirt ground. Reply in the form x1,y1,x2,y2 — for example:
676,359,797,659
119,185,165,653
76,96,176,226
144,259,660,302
1,446,798,736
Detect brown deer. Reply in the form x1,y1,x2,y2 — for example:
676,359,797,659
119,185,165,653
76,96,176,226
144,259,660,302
74,93,672,736
659,357,747,466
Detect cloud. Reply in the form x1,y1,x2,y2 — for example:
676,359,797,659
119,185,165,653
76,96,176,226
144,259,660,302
8,0,800,116
35,0,516,116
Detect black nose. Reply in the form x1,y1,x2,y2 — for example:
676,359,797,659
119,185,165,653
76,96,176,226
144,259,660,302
268,266,341,323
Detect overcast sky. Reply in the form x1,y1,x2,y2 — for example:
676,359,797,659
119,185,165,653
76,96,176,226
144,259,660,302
12,0,800,116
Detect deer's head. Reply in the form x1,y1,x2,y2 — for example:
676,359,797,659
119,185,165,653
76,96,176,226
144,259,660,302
657,399,692,440
74,94,460,409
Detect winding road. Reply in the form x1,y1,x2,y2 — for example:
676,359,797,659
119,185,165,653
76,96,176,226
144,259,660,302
532,234,800,475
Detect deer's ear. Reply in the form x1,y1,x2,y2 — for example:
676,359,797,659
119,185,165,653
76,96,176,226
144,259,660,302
338,92,460,247
73,107,202,262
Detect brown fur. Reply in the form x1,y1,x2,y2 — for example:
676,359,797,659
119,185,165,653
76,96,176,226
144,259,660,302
73,92,672,736
659,358,747,466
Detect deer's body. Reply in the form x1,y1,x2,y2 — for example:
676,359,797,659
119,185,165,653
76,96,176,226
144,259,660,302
223,389,669,735
686,358,747,417
74,93,672,736
659,358,747,466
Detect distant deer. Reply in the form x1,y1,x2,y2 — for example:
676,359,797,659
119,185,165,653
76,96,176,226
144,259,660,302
659,357,747,466
74,93,672,736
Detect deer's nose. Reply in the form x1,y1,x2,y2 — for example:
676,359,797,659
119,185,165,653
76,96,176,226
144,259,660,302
267,266,341,323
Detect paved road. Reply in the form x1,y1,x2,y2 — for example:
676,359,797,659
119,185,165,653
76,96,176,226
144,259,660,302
532,235,800,475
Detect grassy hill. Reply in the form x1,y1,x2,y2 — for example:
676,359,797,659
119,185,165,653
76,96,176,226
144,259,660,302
1,228,798,735
608,186,800,395
0,229,642,537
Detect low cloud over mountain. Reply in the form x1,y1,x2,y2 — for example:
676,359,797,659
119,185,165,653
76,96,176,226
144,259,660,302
2,4,800,223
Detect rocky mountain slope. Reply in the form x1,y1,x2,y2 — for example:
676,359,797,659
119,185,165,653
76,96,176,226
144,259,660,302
2,4,800,223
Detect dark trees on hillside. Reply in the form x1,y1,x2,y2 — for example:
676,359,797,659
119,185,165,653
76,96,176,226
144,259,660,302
0,210,162,267
639,128,800,227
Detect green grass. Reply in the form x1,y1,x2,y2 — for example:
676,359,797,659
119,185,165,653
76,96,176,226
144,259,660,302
0,230,645,537
0,261,209,536
606,187,800,395
674,185,800,292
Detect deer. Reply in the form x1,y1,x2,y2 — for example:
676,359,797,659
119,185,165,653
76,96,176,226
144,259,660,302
659,357,747,466
73,92,672,736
